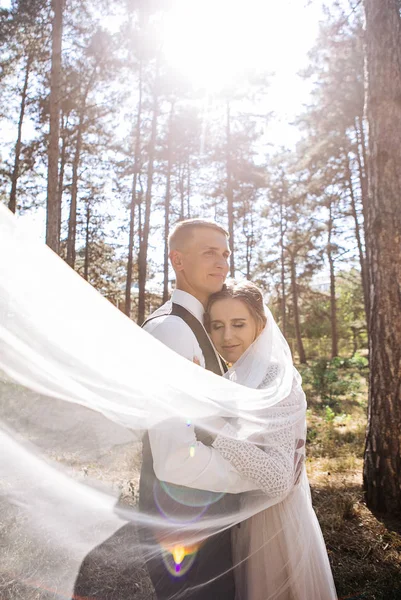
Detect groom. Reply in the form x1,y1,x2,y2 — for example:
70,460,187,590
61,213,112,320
139,219,258,600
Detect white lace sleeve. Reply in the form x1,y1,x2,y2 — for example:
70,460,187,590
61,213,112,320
256,362,281,389
212,370,306,498
212,421,295,498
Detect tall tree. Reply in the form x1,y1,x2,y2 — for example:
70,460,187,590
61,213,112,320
137,60,160,325
326,194,339,358
225,99,235,276
8,53,33,213
363,0,401,514
162,100,175,303
125,56,143,318
46,0,63,252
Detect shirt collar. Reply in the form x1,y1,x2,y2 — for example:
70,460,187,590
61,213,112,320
171,289,205,323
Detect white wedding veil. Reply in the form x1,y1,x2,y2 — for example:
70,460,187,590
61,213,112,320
0,204,334,599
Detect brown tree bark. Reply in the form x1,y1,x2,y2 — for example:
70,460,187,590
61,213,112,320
289,253,307,364
66,113,84,268
186,157,191,218
46,0,63,253
242,199,255,280
66,75,94,269
354,115,369,234
363,0,401,514
137,69,159,325
354,115,371,304
83,203,90,281
346,153,370,326
163,101,175,304
57,111,68,244
178,163,185,219
226,100,235,277
327,200,338,358
8,54,32,214
125,61,143,318
279,197,287,337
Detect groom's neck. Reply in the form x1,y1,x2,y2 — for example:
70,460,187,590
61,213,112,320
175,281,208,309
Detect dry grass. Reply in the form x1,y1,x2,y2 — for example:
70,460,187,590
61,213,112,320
304,368,401,600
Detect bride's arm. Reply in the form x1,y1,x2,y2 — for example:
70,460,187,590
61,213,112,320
212,403,305,498
149,419,261,494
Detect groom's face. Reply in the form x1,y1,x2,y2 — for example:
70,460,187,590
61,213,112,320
171,227,230,302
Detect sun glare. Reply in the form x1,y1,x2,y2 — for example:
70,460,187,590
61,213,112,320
162,0,276,92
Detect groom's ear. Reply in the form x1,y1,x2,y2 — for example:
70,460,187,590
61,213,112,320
170,249,185,271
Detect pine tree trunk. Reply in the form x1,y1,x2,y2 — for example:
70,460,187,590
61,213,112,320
346,153,370,326
66,110,84,268
137,71,159,325
327,201,338,358
125,62,143,318
178,164,185,219
125,173,137,316
84,203,90,281
186,158,191,218
226,100,235,277
243,204,254,280
363,0,401,514
355,115,369,235
66,72,94,269
46,0,63,253
57,112,67,243
8,54,32,214
163,102,175,304
279,198,287,337
289,254,306,364
245,237,251,280
355,115,371,305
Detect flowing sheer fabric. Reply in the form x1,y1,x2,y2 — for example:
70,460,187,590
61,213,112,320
207,319,337,600
0,204,336,599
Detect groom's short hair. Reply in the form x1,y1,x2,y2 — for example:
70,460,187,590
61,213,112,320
169,219,229,251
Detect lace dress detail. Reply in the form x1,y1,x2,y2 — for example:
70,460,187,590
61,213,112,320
213,368,305,497
213,421,294,497
257,362,281,389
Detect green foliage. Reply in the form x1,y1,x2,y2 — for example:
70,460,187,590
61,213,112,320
336,270,368,351
299,355,367,408
324,405,336,423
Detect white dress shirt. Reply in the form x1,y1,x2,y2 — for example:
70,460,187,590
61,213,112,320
143,289,258,494
144,289,207,367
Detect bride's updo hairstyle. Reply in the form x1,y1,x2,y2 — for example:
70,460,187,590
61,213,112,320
205,279,267,334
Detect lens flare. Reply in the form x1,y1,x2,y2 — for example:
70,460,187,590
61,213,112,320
160,542,201,578
159,480,225,508
153,481,211,524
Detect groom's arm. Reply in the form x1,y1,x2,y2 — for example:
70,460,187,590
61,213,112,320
144,317,259,494
149,419,259,494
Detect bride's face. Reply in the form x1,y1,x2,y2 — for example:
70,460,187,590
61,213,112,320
208,298,260,364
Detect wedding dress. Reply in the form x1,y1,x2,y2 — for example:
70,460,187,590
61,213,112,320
214,368,337,600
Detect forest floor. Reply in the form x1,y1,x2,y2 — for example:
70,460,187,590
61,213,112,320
1,365,401,599
300,362,401,600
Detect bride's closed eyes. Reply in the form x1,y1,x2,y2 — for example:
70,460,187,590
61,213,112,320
211,320,246,331
207,298,259,363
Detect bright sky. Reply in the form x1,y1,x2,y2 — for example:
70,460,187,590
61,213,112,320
6,0,324,250
160,0,323,144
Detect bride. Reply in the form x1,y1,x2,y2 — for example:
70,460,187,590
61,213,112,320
204,279,337,600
